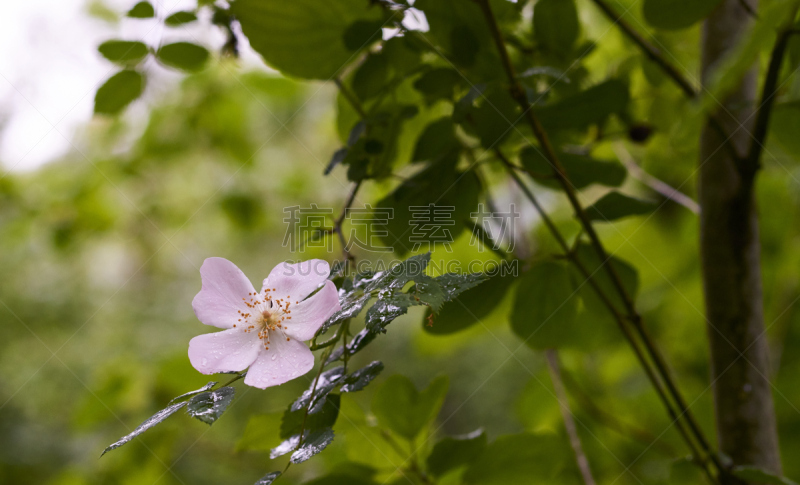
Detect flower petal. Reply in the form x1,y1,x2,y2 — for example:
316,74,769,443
193,257,257,329
282,280,341,341
244,336,315,389
188,328,261,374
262,259,331,303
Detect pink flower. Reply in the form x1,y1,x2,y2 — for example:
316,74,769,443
188,258,340,389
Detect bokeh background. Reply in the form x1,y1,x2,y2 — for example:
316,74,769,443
3,1,800,484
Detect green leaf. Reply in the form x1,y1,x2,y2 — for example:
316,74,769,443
535,80,629,132
376,162,481,255
510,261,581,350
186,386,235,424
534,0,579,57
372,374,448,440
290,428,336,463
352,53,389,101
167,381,217,405
365,291,419,332
155,42,209,71
519,148,627,190
341,361,384,393
254,471,282,485
643,0,724,30
731,466,799,485
281,394,340,439
327,327,378,363
165,11,197,26
571,242,639,320
94,70,145,115
291,367,345,414
237,414,282,452
412,117,459,162
426,429,488,477
101,401,187,456
232,0,385,79
127,1,154,18
98,40,149,64
413,68,462,105
584,191,656,222
472,89,520,148
463,433,572,484
415,272,490,313
423,270,515,335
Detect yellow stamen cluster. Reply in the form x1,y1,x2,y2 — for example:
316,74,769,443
233,289,295,349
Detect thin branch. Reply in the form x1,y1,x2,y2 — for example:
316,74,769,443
613,143,700,214
335,77,368,119
334,181,362,262
475,0,722,478
743,4,800,178
546,350,597,485
590,0,696,98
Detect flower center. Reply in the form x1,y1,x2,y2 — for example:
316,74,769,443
233,288,297,349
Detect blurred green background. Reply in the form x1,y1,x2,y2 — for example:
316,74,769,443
3,1,800,485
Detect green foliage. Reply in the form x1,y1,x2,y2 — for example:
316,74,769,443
520,148,627,189
372,374,448,440
585,191,657,222
94,69,144,114
232,0,386,79
462,433,573,484
423,271,515,335
98,40,149,64
534,0,580,58
156,42,209,72
165,11,197,26
185,386,235,424
536,79,630,132
643,0,724,30
127,1,154,18
510,261,582,350
426,428,487,477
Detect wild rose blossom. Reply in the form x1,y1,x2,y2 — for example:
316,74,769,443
188,258,340,389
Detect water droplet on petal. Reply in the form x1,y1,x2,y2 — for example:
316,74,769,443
201,358,208,366
271,353,277,361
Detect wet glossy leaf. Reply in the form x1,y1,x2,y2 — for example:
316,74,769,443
341,361,384,392
167,381,217,405
232,0,384,79
372,374,448,440
101,401,187,455
585,191,656,222
291,367,345,414
254,471,282,485
94,70,145,115
423,271,516,335
365,291,419,332
127,1,154,18
534,0,579,57
281,394,340,439
156,42,209,72
186,386,235,424
415,272,489,312
165,11,197,26
290,427,335,463
510,261,581,350
643,0,723,30
98,40,149,64
426,429,487,477
327,327,378,363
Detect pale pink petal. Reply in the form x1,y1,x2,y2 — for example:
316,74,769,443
244,336,315,389
188,328,262,374
262,259,331,303
282,281,341,341
193,257,257,329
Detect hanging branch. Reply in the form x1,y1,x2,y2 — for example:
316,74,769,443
742,4,800,178
475,0,722,480
545,350,597,485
